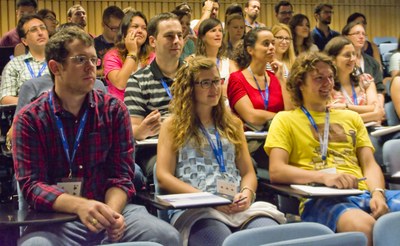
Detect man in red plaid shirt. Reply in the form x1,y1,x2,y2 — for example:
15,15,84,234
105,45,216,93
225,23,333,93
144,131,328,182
12,26,180,245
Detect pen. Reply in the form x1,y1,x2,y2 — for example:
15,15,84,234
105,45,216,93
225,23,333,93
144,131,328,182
234,197,247,204
357,177,367,182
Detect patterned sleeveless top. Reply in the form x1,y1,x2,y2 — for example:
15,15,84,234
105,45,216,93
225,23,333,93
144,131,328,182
175,126,241,194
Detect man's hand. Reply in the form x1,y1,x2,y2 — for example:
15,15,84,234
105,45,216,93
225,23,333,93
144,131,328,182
138,110,162,138
106,212,126,242
370,192,389,219
76,200,118,233
322,173,358,189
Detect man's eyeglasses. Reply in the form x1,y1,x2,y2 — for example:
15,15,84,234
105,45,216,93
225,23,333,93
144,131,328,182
69,55,101,66
25,24,47,35
104,22,119,32
275,36,292,42
278,11,293,15
44,16,59,25
194,79,223,89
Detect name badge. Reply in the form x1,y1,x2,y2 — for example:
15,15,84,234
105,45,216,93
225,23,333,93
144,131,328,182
56,178,83,196
318,167,337,174
216,178,237,199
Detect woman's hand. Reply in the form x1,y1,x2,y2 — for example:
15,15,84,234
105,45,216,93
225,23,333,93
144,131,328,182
229,192,251,213
269,60,283,79
124,30,139,55
358,73,374,90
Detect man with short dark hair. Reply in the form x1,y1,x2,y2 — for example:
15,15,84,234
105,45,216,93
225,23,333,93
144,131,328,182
94,5,124,77
124,12,183,176
244,0,265,33
67,4,87,29
190,0,220,34
311,3,340,51
13,26,180,246
0,14,49,105
274,0,293,24
0,0,38,47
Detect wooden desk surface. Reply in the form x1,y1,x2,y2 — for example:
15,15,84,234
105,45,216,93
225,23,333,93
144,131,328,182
0,203,77,227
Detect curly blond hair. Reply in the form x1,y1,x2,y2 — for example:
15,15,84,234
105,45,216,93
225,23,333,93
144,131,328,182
287,51,336,106
169,56,242,155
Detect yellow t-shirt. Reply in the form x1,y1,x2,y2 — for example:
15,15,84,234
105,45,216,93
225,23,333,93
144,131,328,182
265,108,373,191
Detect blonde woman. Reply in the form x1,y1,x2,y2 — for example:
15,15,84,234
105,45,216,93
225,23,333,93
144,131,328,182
157,56,285,246
271,23,296,78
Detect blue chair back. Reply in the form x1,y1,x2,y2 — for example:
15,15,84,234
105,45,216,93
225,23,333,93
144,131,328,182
373,211,400,246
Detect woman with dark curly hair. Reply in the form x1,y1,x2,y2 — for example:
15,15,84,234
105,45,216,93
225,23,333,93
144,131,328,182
103,11,154,101
156,56,285,246
288,14,318,55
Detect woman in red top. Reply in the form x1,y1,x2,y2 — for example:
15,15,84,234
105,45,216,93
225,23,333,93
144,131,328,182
228,27,292,131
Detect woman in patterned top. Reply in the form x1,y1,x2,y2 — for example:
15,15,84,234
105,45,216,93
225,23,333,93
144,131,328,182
325,36,384,123
156,56,284,246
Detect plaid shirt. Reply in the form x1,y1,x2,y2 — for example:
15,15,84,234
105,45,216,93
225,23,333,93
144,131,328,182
12,89,135,211
0,52,49,101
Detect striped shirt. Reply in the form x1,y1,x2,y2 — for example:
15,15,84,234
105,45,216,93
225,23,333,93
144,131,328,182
124,59,184,118
12,89,135,211
0,52,49,101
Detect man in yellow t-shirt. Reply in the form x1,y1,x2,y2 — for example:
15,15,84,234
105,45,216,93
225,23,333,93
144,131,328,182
265,51,400,245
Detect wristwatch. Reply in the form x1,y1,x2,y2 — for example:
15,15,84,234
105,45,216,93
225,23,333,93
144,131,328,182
372,188,385,197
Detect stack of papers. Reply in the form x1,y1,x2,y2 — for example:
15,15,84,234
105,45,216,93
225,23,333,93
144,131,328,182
156,192,232,208
290,185,365,196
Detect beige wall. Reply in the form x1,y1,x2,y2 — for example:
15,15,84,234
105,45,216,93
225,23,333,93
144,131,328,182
1,0,399,42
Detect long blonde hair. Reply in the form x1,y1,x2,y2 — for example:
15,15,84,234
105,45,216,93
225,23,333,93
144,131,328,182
271,23,296,69
169,56,242,155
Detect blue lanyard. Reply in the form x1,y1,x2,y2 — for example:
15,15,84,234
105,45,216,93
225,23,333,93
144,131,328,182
248,67,269,110
300,106,330,162
48,91,88,177
160,78,172,99
25,60,47,79
351,83,358,105
200,125,226,173
216,58,220,68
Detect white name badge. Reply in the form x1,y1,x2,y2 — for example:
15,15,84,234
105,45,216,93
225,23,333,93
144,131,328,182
318,167,337,174
56,178,83,196
216,178,237,199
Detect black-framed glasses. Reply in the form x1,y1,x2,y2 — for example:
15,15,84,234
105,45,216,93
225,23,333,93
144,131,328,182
275,36,292,42
44,15,59,25
278,11,293,15
25,24,47,35
104,22,119,32
194,79,223,89
69,55,101,66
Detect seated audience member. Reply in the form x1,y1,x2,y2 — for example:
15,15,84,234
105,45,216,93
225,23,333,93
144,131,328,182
124,12,184,176
224,3,244,20
190,0,220,34
103,11,153,101
326,36,384,123
67,4,87,29
389,38,400,77
389,76,400,121
13,26,180,246
271,23,296,78
229,27,291,131
274,0,294,25
224,13,245,59
244,0,265,33
346,12,382,70
342,21,385,107
14,8,58,56
288,14,318,56
0,0,37,47
156,56,285,246
94,6,124,77
265,51,400,245
195,18,232,97
172,9,195,60
311,3,340,51
0,14,49,105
